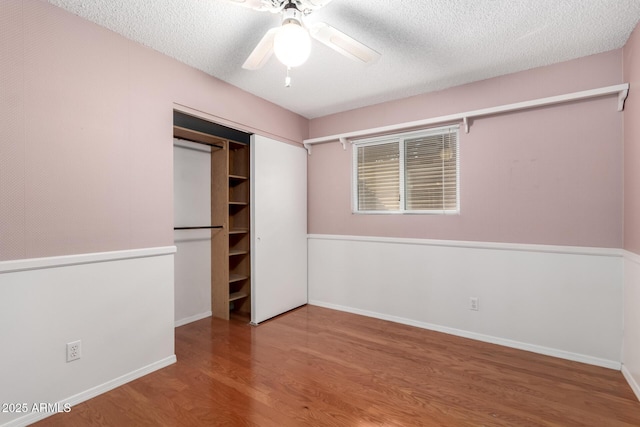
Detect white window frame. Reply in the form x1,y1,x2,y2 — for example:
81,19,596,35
352,125,460,215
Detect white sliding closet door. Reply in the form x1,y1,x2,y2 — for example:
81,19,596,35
251,134,307,324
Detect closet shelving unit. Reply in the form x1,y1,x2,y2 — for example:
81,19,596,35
223,140,251,317
174,124,251,321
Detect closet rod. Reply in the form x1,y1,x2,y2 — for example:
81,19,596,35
174,136,224,150
174,226,224,230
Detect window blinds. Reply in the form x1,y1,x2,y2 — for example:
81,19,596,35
356,141,400,211
354,125,459,213
405,129,457,211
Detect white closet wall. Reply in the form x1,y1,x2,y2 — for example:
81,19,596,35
173,139,212,326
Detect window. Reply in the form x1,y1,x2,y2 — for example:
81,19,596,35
353,125,459,214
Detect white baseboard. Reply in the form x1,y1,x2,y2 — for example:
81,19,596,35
1,356,177,427
175,311,212,327
309,300,621,370
622,365,640,401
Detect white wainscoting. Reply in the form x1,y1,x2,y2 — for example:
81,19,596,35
0,247,177,427
623,250,640,400
308,235,623,369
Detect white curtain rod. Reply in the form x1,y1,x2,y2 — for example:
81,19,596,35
303,83,629,154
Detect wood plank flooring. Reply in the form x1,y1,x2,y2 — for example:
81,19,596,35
36,305,640,426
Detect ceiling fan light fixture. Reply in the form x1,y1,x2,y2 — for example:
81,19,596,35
234,0,380,71
274,21,311,68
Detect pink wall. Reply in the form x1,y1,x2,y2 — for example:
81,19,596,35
0,0,307,261
308,51,625,248
624,25,640,255
0,0,630,258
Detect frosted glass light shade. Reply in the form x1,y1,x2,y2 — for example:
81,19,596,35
274,22,311,68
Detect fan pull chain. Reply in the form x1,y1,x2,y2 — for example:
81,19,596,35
285,67,292,87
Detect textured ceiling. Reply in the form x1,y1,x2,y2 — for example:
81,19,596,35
47,0,640,119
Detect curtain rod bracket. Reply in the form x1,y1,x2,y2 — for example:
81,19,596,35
618,88,629,112
304,138,348,155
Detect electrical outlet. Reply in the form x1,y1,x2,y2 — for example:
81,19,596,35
470,297,479,311
66,340,81,362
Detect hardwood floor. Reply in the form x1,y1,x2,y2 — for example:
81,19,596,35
36,305,640,426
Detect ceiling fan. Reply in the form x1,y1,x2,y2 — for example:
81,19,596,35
224,0,381,71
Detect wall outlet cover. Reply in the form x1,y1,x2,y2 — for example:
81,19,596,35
67,340,82,362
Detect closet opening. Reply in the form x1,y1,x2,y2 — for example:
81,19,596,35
173,110,252,323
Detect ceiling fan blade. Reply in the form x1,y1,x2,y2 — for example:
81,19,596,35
309,22,381,64
242,27,279,70
222,0,279,12
305,0,334,10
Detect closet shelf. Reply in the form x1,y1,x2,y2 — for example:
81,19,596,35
229,201,248,206
228,140,246,148
229,291,249,302
229,229,249,235
229,274,249,283
174,126,225,149
174,225,223,230
229,174,248,181
229,249,249,256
